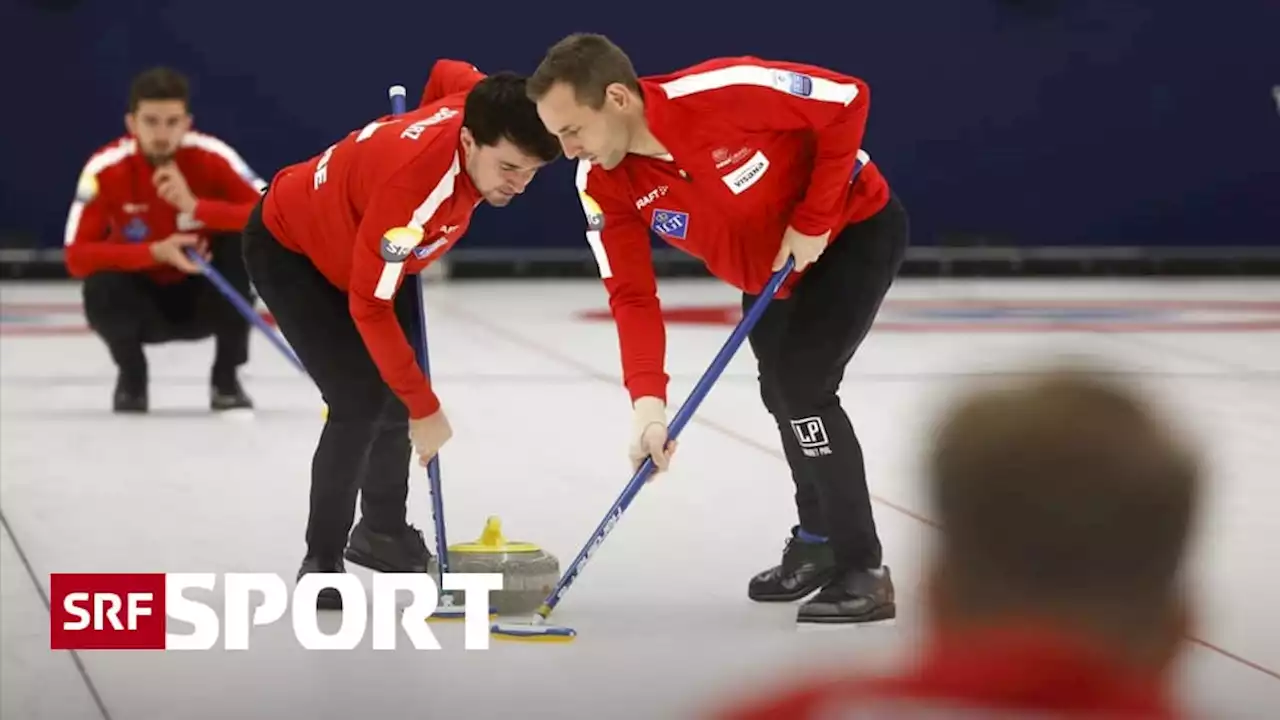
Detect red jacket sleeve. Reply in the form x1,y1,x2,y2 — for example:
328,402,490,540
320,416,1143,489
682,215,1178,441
687,58,870,237
576,160,670,404
347,149,463,419
185,135,267,231
63,164,157,278
420,59,486,107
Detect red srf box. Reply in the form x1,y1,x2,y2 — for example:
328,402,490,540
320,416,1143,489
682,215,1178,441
50,573,166,650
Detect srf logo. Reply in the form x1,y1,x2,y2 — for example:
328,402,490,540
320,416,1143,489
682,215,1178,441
50,571,502,650
51,573,166,649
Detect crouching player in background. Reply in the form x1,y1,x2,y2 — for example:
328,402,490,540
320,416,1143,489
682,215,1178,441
64,67,266,413
241,60,560,608
717,365,1201,719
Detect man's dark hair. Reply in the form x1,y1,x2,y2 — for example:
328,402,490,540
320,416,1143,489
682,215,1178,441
128,67,190,113
928,364,1201,635
463,72,560,163
526,33,642,108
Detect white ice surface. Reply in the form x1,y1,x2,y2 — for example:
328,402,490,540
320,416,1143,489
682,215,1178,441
2,277,1277,719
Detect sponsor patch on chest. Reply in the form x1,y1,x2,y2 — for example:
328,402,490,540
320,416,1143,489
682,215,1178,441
634,185,669,210
650,208,689,240
720,151,770,195
711,146,752,169
123,216,149,243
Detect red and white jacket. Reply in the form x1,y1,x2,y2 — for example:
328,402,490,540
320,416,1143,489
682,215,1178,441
64,131,266,283
261,59,487,419
575,56,892,404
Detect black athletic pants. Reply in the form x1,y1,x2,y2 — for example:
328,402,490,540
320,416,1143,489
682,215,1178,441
240,199,416,561
82,233,251,387
742,194,909,572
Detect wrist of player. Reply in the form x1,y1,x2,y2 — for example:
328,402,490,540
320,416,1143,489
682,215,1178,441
631,395,666,432
142,242,167,268
629,396,676,474
408,407,452,467
171,194,198,214
774,225,831,271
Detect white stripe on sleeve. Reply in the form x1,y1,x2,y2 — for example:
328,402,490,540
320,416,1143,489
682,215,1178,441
183,131,268,192
373,152,461,301
659,64,858,106
576,159,613,279
64,139,137,246
64,202,85,247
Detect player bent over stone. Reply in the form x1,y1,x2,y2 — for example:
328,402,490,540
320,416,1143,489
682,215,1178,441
64,67,265,412
529,35,908,624
241,61,560,608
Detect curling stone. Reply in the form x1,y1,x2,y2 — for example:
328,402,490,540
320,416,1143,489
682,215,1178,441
446,516,558,616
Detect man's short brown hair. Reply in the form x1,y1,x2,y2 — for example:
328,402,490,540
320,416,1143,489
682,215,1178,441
928,363,1202,624
128,67,190,113
527,33,642,108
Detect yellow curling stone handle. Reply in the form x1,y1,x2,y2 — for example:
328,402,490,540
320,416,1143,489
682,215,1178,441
449,516,542,554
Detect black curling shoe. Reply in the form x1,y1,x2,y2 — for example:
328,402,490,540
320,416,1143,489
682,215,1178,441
210,375,253,411
344,520,435,574
748,527,839,602
113,371,148,413
297,554,345,610
797,566,896,625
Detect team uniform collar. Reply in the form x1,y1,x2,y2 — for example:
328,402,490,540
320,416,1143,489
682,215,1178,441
634,80,682,162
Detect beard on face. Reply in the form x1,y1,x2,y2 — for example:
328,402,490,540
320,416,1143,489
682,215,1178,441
142,142,175,166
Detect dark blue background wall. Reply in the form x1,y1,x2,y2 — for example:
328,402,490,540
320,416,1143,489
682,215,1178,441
4,0,1278,254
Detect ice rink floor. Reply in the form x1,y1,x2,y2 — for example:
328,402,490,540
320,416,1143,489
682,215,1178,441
2,276,1278,719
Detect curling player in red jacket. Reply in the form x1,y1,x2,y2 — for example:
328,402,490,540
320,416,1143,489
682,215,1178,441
240,60,560,607
64,67,266,413
529,34,908,625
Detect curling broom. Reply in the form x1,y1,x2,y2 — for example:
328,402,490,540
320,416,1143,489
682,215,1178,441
183,248,304,373
387,84,468,621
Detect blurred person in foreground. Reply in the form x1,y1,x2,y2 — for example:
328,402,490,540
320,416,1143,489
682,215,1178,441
717,364,1202,719
64,67,266,413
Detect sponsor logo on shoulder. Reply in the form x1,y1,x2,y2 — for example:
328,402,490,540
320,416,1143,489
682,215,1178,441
772,70,813,97
580,192,606,231
402,108,460,140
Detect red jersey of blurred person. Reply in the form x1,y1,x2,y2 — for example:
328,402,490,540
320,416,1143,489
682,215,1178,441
716,626,1180,719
